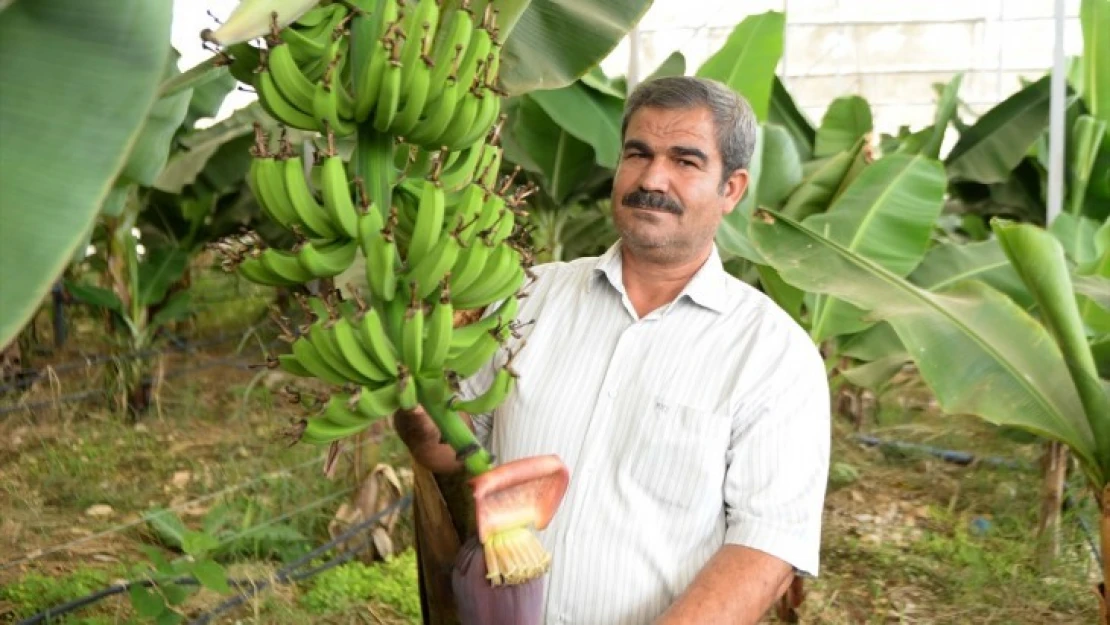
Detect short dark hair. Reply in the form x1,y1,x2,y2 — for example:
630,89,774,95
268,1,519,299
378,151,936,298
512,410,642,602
620,76,758,184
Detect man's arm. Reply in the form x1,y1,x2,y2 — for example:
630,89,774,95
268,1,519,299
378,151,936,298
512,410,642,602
653,545,793,625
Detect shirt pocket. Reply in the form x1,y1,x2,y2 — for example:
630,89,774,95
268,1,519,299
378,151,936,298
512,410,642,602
624,394,731,510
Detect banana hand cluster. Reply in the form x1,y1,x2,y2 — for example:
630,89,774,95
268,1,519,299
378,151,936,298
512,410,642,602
247,0,503,153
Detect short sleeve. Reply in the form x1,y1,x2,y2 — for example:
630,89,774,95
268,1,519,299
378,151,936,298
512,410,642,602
722,313,831,577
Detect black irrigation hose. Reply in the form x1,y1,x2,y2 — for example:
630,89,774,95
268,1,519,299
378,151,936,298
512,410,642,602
851,434,1035,471
0,336,287,417
852,434,1102,564
16,576,260,625
0,326,266,394
16,494,413,625
189,494,414,625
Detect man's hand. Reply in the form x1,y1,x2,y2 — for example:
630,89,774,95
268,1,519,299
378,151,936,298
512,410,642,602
653,545,794,625
392,405,472,474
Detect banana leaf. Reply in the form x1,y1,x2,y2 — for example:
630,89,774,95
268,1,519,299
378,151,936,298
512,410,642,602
838,322,903,362
803,154,947,341
840,354,911,392
748,208,1106,486
815,95,873,158
945,75,1052,184
580,66,627,99
495,0,653,96
1074,274,1110,313
907,238,1033,309
781,138,865,221
0,0,172,348
644,51,686,84
1091,335,1110,377
717,126,765,262
528,81,624,169
155,102,273,194
758,124,804,208
1067,115,1107,216
1080,0,1110,125
994,220,1110,462
768,76,816,161
507,96,596,205
1049,213,1101,266
919,72,964,160
695,11,785,122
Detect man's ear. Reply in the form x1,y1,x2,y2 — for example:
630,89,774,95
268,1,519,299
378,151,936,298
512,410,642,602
720,168,750,215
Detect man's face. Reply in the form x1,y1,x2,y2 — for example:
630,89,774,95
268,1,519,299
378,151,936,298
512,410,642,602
611,105,749,263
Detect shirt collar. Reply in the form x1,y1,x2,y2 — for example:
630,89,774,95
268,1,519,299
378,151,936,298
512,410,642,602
587,239,731,315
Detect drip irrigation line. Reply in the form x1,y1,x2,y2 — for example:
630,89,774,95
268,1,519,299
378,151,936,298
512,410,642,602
187,493,413,625
14,494,413,625
0,323,272,394
851,434,1035,471
0,335,287,417
852,434,1102,564
0,437,375,572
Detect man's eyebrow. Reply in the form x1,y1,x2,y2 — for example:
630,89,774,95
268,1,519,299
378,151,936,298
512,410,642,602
623,139,652,153
670,146,708,163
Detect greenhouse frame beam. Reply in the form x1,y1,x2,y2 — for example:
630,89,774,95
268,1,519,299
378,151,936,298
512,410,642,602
1047,0,1066,224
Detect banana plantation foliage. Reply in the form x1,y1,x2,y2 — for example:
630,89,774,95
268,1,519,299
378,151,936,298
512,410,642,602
0,0,1109,622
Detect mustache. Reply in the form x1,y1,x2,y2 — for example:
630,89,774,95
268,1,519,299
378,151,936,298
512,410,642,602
622,189,683,215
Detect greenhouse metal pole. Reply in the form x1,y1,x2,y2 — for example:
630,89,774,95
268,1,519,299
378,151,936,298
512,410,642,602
1046,0,1067,225
627,25,642,92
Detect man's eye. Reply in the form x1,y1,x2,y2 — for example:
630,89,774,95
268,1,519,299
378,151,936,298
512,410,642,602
678,159,696,167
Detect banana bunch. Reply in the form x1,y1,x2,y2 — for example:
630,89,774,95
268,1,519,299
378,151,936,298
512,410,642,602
249,0,504,151
236,124,365,286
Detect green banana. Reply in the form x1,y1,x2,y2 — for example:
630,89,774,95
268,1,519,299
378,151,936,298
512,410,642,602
277,353,314,377
422,290,454,374
353,0,398,121
445,328,501,378
365,210,399,303
297,239,358,278
333,315,392,382
249,148,303,233
451,243,523,310
357,305,401,375
259,248,317,283
355,380,403,418
448,236,492,295
406,179,446,268
307,320,377,386
319,394,372,428
447,291,519,354
237,254,298,287
406,232,461,300
291,336,350,386
301,414,372,445
283,153,344,239
452,366,515,414
255,67,318,131
264,42,317,114
437,141,485,191
319,152,360,239
399,299,425,374
372,39,404,133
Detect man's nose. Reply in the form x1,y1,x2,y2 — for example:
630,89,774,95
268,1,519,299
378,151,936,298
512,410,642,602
636,157,669,193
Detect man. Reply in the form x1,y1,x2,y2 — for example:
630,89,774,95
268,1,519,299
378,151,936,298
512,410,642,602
395,75,831,625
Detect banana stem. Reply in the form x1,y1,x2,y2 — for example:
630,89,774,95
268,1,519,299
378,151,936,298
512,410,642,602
421,397,494,476
354,125,394,216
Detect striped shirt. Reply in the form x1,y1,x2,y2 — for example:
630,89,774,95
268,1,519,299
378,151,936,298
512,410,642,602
460,240,831,625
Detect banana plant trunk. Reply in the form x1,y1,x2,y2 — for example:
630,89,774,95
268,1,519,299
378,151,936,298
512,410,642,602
1037,441,1069,572
413,462,476,625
